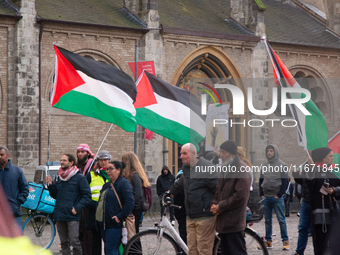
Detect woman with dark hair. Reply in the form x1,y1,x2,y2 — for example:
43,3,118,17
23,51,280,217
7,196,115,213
96,161,134,255
122,151,151,234
305,148,340,255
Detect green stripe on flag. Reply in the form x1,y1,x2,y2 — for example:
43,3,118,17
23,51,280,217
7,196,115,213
136,108,204,146
332,153,340,180
54,90,136,132
304,100,328,150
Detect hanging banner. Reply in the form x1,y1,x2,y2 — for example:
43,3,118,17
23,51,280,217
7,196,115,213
128,61,156,77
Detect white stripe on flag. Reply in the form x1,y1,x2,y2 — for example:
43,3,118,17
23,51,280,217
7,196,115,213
145,93,206,137
74,71,136,116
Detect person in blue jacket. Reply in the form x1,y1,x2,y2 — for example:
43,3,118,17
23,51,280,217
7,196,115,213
0,146,29,230
46,154,91,255
96,161,134,255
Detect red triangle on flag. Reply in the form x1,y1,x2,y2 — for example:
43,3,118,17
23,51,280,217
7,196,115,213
52,45,85,106
134,71,157,108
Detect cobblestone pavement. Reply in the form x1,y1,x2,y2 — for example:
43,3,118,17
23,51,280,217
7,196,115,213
48,213,313,255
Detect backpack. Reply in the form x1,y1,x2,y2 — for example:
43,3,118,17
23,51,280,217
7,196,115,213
142,186,153,212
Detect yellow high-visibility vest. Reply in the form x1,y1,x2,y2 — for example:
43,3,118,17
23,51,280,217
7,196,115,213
90,171,108,202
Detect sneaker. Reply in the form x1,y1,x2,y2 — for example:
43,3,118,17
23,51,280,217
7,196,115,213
282,241,289,250
297,212,300,217
171,220,175,226
258,240,272,249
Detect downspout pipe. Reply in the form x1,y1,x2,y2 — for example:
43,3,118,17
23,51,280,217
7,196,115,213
38,20,44,165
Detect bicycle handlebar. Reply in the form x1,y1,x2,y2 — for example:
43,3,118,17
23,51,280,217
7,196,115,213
162,193,181,209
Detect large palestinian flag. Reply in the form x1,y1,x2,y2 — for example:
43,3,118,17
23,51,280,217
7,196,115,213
52,45,137,132
134,71,206,146
264,40,328,150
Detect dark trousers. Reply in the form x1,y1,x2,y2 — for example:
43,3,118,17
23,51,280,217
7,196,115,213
160,197,175,221
132,208,143,234
80,209,93,255
99,225,122,255
284,196,292,216
56,221,82,255
219,231,247,255
312,224,331,255
91,229,102,255
178,217,187,244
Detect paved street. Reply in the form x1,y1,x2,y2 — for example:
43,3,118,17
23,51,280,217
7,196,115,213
48,213,313,255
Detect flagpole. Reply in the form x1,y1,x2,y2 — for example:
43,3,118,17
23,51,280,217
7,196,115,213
85,124,113,173
134,44,138,154
263,38,311,158
47,42,56,165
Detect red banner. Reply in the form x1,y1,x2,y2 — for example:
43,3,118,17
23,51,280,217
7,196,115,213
128,61,156,78
129,61,155,140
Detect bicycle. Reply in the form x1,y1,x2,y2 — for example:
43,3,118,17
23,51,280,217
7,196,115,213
123,194,268,255
22,165,57,250
22,209,56,250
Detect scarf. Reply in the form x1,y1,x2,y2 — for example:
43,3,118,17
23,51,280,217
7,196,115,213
97,168,110,181
57,166,79,181
83,158,94,175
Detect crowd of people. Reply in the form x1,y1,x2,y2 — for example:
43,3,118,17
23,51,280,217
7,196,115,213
0,141,339,255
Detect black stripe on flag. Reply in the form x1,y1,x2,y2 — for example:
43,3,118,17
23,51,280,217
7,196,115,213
145,71,204,119
56,46,137,102
268,43,304,141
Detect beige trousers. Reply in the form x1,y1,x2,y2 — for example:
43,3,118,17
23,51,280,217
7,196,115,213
186,216,216,255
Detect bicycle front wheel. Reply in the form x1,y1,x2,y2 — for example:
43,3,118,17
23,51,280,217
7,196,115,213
22,214,56,249
244,227,269,255
212,227,268,255
123,229,181,255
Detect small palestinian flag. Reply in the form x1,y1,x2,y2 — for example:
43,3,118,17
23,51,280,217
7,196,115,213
52,45,137,132
134,71,206,146
264,40,328,150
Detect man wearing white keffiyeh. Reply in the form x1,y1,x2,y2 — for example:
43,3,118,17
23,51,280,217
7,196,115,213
46,154,91,255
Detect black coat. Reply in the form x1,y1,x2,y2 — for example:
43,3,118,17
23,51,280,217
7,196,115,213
156,170,175,197
48,172,91,221
99,176,134,228
293,170,311,202
170,158,218,218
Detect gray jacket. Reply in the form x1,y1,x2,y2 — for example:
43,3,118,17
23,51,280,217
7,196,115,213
259,145,289,198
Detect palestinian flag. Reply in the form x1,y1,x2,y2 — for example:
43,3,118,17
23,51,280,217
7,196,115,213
264,40,328,150
52,45,137,132
134,71,206,146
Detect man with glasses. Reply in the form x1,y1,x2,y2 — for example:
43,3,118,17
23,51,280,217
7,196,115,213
46,154,91,255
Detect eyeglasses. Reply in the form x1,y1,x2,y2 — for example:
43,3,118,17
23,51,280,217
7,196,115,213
107,167,116,172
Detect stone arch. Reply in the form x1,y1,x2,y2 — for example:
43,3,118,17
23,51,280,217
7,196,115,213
74,49,122,69
290,65,334,123
168,46,249,172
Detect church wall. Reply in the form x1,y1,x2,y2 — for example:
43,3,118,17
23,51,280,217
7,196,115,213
37,23,144,179
0,26,9,152
267,44,340,171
